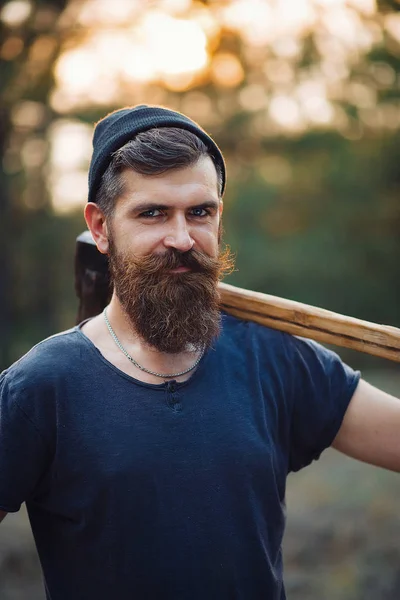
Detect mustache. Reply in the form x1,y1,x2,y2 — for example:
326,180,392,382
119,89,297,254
126,247,234,278
107,241,236,353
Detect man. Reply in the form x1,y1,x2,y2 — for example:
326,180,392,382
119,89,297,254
1,104,399,600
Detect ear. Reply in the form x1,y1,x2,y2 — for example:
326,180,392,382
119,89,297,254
84,203,110,254
219,200,224,217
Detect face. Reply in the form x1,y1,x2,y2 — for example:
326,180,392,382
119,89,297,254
106,155,222,259
86,156,234,353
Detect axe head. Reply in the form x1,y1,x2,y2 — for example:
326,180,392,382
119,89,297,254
75,230,111,323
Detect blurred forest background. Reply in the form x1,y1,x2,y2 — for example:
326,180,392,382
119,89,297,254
1,0,400,598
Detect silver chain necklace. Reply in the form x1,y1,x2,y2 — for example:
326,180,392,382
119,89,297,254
103,307,204,379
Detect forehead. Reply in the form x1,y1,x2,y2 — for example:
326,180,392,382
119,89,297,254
117,156,220,208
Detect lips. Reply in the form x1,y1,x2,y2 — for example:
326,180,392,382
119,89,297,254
169,266,191,273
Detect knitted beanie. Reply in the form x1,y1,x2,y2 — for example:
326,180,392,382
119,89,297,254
88,104,226,203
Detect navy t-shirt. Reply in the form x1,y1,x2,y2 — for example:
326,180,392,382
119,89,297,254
0,314,360,599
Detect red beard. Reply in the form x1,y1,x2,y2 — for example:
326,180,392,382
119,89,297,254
108,240,235,354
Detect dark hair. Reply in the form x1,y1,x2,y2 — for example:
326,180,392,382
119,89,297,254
95,127,223,217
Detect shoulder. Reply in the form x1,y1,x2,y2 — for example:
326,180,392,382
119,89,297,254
219,312,352,373
221,311,287,344
220,312,302,357
1,327,88,394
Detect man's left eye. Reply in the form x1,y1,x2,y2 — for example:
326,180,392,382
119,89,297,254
191,208,208,217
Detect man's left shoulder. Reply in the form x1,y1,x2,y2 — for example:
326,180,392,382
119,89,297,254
219,311,295,357
219,312,351,370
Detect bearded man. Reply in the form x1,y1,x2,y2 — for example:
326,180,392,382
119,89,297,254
1,105,400,600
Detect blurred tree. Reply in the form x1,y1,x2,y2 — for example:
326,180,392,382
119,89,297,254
0,0,68,366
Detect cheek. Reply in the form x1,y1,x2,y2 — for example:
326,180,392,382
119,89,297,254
128,228,167,254
194,226,220,256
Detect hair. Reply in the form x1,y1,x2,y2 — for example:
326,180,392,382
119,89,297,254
95,127,223,217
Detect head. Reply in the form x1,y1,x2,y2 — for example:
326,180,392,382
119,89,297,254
95,127,225,220
87,104,226,208
85,105,234,353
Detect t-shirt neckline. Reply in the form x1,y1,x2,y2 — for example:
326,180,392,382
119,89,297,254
74,322,211,391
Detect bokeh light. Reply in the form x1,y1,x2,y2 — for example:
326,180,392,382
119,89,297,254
49,120,92,213
53,9,210,111
0,0,32,27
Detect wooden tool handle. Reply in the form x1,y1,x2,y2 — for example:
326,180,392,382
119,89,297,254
219,282,400,363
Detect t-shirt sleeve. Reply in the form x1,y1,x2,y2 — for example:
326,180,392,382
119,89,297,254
286,335,360,473
0,371,51,512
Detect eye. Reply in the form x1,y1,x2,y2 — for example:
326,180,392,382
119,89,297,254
140,208,163,218
191,207,209,217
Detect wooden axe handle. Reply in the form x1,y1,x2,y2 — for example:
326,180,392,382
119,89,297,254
219,282,400,363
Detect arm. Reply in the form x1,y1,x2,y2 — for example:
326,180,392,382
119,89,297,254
332,379,400,472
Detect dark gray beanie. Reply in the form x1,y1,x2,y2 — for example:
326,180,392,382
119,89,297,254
88,104,226,203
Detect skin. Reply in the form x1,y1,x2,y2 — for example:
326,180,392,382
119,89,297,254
83,155,223,384
332,379,400,471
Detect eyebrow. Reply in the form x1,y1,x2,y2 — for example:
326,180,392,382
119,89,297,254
133,200,220,214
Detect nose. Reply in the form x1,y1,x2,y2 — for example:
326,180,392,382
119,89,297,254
163,215,194,252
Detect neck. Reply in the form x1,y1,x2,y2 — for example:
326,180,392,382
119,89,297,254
106,293,142,347
104,294,203,382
